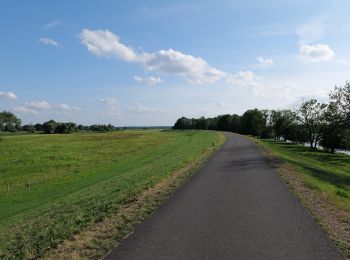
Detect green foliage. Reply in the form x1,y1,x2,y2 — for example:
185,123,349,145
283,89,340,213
0,111,21,132
0,130,221,258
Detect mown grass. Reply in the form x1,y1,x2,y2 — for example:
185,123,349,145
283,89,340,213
253,139,350,211
0,130,222,258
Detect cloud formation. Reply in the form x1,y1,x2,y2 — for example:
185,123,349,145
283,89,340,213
13,106,38,114
0,91,17,100
256,56,274,67
79,29,297,98
134,76,163,86
79,29,225,84
40,37,60,47
299,43,335,63
13,100,81,114
98,98,118,105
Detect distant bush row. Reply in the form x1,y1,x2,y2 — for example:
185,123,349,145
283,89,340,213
173,81,350,153
0,114,116,134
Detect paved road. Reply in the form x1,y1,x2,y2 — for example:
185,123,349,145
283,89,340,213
106,133,343,260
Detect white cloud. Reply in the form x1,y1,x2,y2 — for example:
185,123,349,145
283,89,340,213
56,103,81,111
127,103,153,113
24,100,52,110
43,20,62,30
134,75,163,86
78,29,138,62
98,98,118,105
0,91,17,100
79,29,226,84
299,43,335,63
13,106,38,114
40,37,60,47
256,56,274,67
13,100,80,115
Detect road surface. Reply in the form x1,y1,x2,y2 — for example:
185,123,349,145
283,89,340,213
106,133,343,260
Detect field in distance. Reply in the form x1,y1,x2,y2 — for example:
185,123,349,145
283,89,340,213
0,130,223,258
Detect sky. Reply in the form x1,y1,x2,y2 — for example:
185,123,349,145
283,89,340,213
1,0,350,126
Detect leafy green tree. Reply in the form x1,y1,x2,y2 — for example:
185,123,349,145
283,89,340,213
271,109,296,141
296,99,326,149
42,120,57,134
241,109,266,137
22,124,35,133
0,111,21,132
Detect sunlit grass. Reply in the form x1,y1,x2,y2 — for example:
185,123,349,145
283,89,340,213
0,130,221,258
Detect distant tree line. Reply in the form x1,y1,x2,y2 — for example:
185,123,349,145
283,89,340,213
173,81,350,153
0,114,116,134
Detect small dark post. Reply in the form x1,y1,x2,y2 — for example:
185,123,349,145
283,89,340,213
212,141,215,147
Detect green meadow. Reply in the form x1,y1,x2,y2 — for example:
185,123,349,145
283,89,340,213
0,130,222,258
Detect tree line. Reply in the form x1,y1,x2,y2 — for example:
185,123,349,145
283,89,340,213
0,114,116,134
173,81,350,153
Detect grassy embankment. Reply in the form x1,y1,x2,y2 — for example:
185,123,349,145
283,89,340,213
252,139,350,256
0,130,224,259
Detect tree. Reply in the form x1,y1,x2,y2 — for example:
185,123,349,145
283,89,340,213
271,109,296,141
241,109,266,137
42,120,57,134
296,99,326,149
320,82,350,152
34,123,43,132
0,111,21,132
22,124,35,133
195,117,208,130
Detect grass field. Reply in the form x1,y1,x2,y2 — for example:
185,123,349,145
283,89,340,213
0,130,223,258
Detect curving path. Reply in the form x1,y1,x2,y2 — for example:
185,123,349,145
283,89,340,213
105,132,343,260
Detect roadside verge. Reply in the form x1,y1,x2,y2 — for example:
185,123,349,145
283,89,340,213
250,137,349,258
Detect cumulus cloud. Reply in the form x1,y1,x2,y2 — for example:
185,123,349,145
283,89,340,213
134,76,163,86
13,106,38,114
78,29,226,84
0,91,17,100
299,43,335,63
256,56,274,67
24,100,52,110
56,103,81,111
79,29,298,99
78,29,138,62
40,37,60,47
98,97,118,105
13,100,80,114
127,103,153,113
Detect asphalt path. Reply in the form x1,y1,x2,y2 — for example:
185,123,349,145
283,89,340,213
106,132,343,260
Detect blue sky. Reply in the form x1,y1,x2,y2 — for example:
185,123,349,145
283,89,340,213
1,0,350,126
